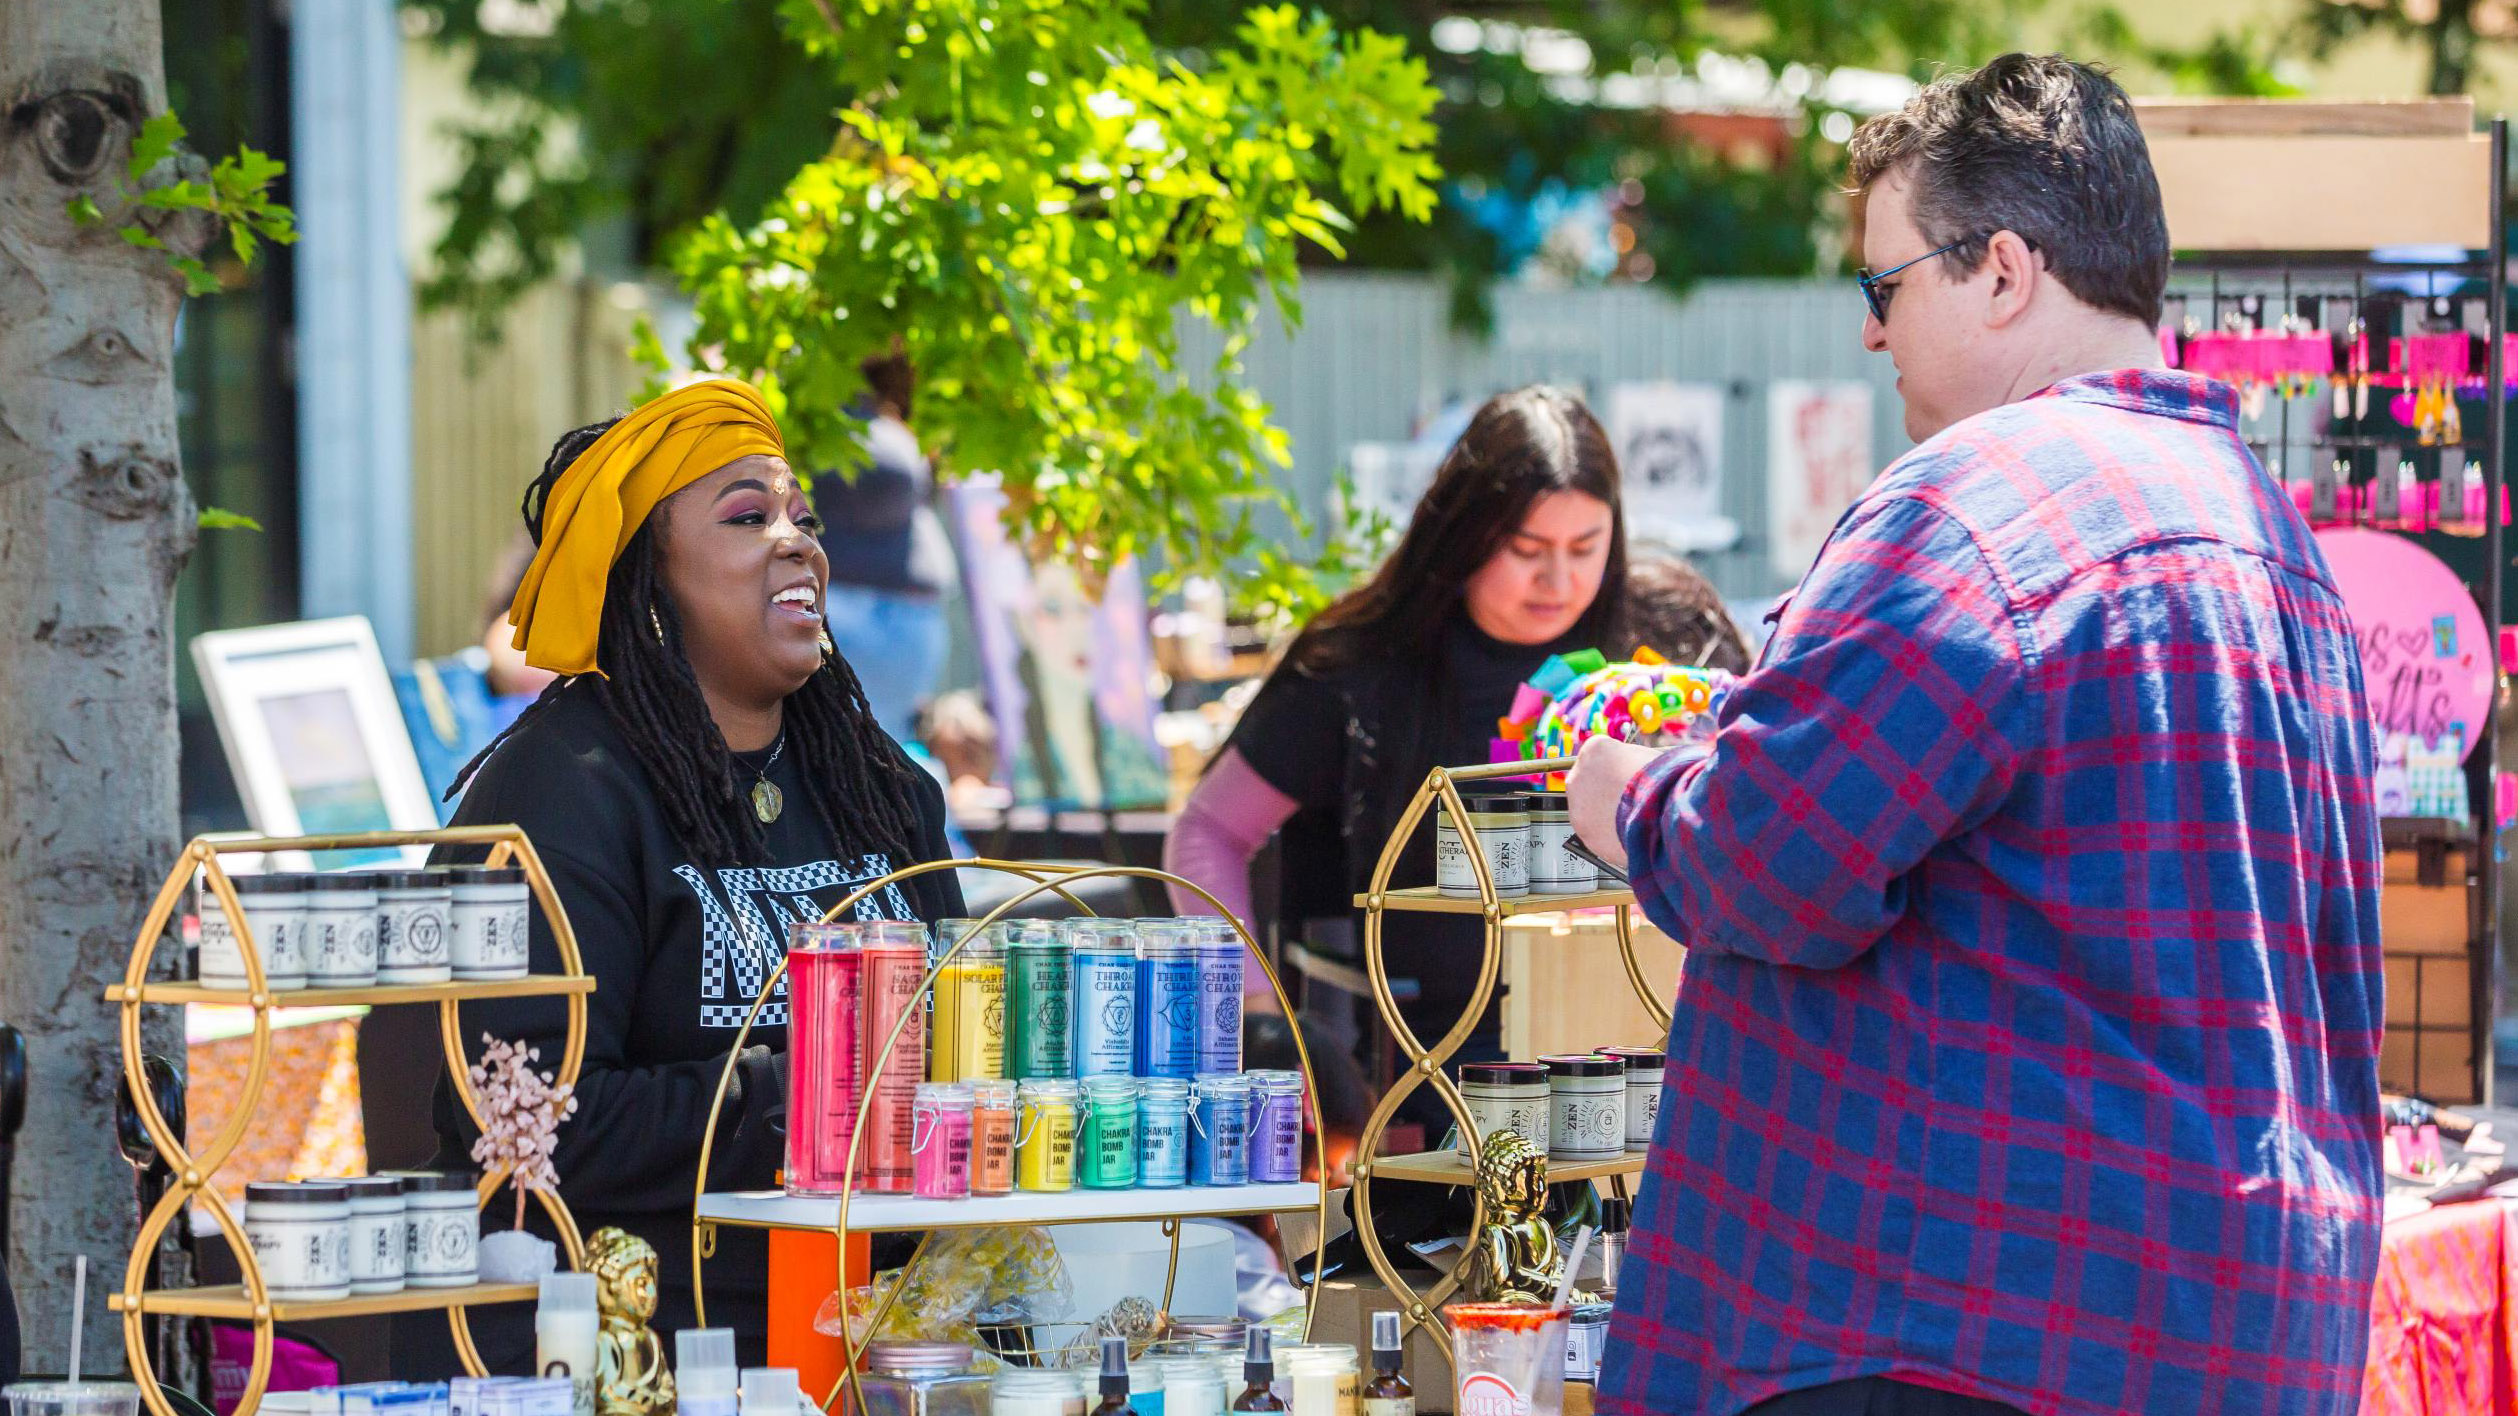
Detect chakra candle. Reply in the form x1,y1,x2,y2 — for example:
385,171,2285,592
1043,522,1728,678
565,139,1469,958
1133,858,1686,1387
1138,1077,1191,1189
1068,920,1140,1079
969,1077,1018,1196
929,919,1006,1083
911,1082,975,1200
860,922,931,1194
785,922,864,1197
1136,921,1201,1079
1247,1070,1304,1183
1189,1073,1253,1187
1004,922,1074,1080
1015,1078,1079,1192
1191,919,1245,1076
1078,1077,1142,1190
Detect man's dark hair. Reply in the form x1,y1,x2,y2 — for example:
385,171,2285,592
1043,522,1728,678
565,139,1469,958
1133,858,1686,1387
1847,53,2169,324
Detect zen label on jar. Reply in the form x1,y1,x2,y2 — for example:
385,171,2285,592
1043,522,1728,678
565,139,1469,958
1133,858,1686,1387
1435,823,1529,897
248,1217,349,1297
406,1208,478,1283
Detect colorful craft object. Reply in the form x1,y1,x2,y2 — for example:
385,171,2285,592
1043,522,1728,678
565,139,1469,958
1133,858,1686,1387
1490,646,1736,787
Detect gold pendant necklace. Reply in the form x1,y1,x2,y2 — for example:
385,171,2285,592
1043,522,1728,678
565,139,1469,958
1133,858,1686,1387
749,733,788,824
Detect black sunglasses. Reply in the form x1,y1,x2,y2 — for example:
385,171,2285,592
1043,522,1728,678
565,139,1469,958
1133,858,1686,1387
1858,235,2041,322
1856,240,1964,323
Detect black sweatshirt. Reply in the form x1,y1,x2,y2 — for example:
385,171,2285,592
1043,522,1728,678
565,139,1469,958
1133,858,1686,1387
397,681,963,1373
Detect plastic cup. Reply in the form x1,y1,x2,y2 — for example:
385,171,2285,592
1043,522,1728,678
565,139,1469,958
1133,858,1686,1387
1445,1304,1572,1416
5,1383,144,1416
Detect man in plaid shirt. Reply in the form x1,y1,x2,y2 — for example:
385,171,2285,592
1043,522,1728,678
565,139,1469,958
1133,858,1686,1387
1568,55,2383,1416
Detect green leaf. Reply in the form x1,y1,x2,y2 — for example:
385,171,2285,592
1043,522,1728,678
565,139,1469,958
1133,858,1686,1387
197,507,264,532
119,224,165,250
64,194,103,226
128,111,185,181
172,255,221,297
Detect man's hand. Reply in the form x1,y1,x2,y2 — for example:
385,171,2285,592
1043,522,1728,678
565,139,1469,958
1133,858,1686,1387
1566,735,1665,871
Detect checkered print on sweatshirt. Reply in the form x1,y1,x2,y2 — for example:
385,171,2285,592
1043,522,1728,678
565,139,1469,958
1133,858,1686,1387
1601,371,2385,1416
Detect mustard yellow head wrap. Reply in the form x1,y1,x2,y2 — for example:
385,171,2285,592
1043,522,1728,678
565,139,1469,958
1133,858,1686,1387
506,378,787,678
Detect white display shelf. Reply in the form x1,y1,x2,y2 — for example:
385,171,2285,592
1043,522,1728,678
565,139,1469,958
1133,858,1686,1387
696,1181,1321,1233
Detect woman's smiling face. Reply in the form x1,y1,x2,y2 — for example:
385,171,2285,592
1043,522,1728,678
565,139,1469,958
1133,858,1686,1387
654,454,829,710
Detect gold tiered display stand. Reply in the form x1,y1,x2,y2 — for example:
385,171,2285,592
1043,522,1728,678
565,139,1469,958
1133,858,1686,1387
691,859,1330,1413
107,827,597,1416
1348,757,1670,1361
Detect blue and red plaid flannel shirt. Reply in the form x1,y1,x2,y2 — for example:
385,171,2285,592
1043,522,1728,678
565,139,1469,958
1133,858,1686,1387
1600,370,2384,1416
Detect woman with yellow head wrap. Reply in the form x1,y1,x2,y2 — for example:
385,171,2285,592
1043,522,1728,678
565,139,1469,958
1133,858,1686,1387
396,379,965,1377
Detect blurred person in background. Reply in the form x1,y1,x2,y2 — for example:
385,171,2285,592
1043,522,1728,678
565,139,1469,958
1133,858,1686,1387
1163,386,1631,1129
816,353,956,742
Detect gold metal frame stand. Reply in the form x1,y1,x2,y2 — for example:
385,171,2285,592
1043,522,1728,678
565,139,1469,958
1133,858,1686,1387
107,828,597,1416
690,859,1332,1414
1346,758,1671,1361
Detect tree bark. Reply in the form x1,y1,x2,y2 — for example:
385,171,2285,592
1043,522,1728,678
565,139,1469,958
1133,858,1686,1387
0,0,203,1380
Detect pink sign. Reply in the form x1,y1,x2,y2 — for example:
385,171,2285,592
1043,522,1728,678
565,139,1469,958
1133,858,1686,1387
2315,527,2493,762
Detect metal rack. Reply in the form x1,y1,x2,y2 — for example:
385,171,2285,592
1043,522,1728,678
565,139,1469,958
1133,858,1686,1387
106,826,595,1416
690,858,1331,1414
1345,756,1670,1361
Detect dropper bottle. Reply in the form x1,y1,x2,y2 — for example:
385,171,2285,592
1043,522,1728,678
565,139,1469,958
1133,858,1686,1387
1230,1328,1287,1413
1089,1335,1139,1416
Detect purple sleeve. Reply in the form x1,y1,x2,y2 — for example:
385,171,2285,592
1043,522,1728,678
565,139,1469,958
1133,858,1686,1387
1163,746,1301,993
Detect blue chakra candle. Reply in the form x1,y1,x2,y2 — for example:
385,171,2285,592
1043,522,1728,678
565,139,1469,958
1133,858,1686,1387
1138,1077,1192,1189
1137,921,1201,1078
1189,1072,1253,1186
1067,920,1140,1079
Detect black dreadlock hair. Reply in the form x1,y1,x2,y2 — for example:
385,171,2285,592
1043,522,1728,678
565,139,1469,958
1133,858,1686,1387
452,417,927,873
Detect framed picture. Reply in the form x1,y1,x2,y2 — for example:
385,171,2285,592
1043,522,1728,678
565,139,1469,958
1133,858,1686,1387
192,617,438,869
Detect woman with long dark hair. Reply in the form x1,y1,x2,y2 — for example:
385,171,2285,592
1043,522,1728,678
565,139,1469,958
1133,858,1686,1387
398,380,963,1374
1163,386,1628,1089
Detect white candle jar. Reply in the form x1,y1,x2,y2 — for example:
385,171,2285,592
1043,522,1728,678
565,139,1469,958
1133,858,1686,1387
1520,789,1595,896
396,1171,480,1287
1434,793,1530,899
989,1370,1084,1416
375,870,455,985
1603,1045,1665,1152
304,872,381,988
450,867,532,981
1455,1061,1549,1160
331,1175,407,1293
243,1181,351,1302
199,873,310,991
1540,1053,1627,1162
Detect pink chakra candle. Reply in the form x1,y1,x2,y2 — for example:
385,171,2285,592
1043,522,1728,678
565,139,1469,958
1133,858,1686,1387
858,922,931,1195
785,922,865,1196
911,1083,975,1200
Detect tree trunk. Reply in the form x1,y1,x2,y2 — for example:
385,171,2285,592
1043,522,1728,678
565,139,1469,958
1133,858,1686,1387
2428,0,2479,95
0,0,203,1380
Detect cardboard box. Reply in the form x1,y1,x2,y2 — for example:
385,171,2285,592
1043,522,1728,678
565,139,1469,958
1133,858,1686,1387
1307,1275,1459,1396
2381,1024,2477,1103
2380,883,2474,956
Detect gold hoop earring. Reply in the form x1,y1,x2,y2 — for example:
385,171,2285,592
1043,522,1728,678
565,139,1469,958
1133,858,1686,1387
650,606,665,644
817,629,836,659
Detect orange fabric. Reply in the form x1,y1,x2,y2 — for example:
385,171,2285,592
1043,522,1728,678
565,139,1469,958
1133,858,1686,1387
185,1017,368,1211
770,1227,869,1412
2361,1199,2518,1416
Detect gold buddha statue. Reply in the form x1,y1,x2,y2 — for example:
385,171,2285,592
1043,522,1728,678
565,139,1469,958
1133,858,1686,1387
589,1227,676,1416
1470,1128,1593,1305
